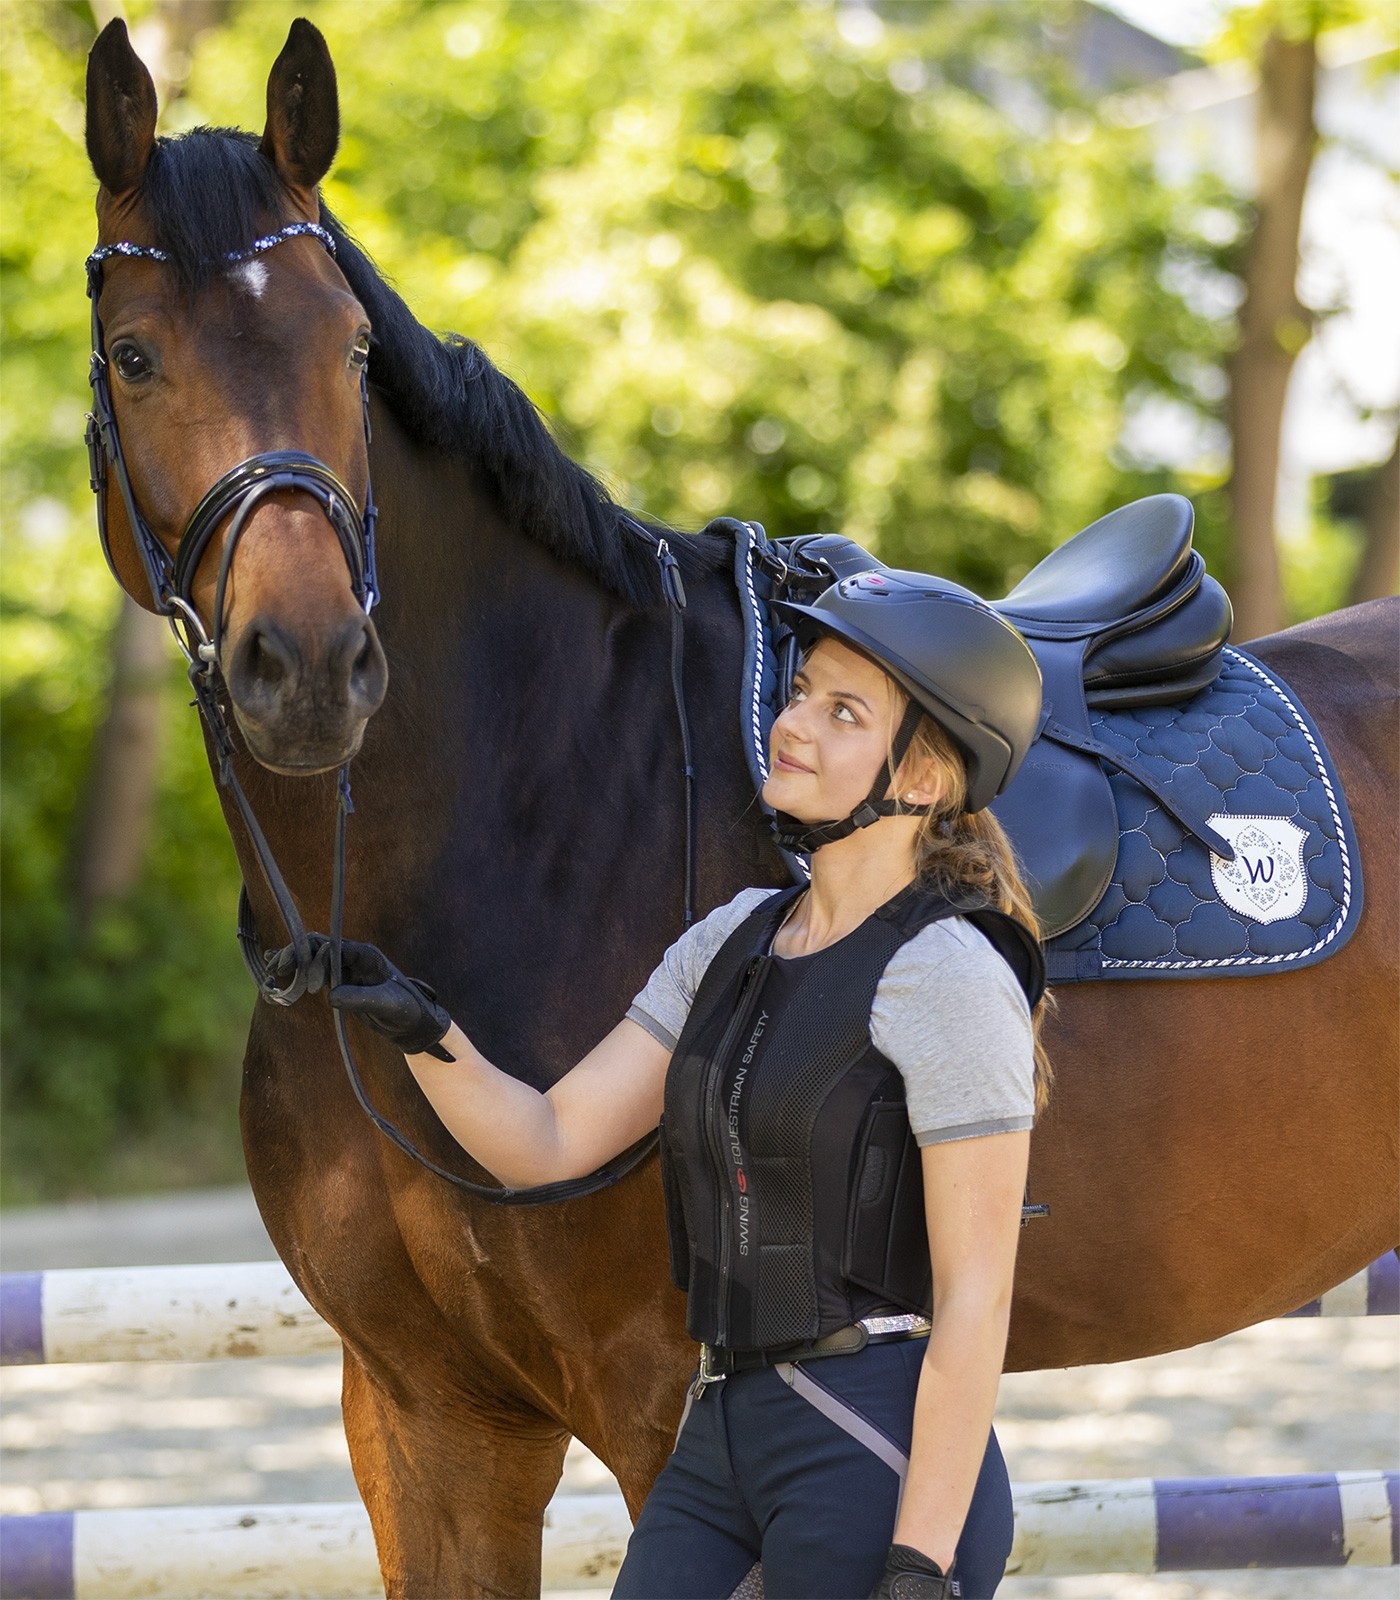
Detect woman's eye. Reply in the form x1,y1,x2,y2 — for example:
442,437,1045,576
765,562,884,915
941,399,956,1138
349,333,371,371
833,703,857,724
111,343,151,382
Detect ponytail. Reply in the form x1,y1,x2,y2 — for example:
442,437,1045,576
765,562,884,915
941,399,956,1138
903,715,1055,1115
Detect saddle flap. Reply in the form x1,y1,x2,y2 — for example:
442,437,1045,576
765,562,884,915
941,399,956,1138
996,494,1195,637
989,737,1120,941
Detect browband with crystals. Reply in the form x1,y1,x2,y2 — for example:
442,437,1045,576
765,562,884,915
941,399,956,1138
85,220,337,276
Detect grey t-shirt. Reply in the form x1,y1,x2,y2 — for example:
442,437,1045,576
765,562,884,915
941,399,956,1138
628,888,1035,1147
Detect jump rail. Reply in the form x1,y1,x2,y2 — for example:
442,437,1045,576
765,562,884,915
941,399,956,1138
1,1476,1394,1597
3,1253,1396,1366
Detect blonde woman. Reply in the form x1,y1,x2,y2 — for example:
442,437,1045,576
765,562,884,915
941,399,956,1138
330,570,1049,1599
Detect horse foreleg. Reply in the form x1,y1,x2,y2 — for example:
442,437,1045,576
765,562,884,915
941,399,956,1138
341,1347,569,1599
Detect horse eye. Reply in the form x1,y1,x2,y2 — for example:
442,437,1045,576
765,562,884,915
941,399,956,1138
111,343,151,382
349,333,371,371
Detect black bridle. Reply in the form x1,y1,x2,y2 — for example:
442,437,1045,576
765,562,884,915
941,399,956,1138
84,222,691,1205
86,221,377,1008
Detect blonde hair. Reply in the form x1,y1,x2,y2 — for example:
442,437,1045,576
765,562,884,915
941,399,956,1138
898,711,1055,1116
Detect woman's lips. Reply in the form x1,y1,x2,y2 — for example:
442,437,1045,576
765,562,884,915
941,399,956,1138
775,752,814,773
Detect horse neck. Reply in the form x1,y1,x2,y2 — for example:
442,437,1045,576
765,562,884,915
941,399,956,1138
228,402,769,1086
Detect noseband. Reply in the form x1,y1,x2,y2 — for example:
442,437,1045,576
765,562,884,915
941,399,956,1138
83,221,687,1207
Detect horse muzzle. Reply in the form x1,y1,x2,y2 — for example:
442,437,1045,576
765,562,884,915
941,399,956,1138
225,603,387,774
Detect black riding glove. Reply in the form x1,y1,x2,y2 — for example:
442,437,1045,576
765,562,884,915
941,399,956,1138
326,940,455,1060
869,1545,957,1599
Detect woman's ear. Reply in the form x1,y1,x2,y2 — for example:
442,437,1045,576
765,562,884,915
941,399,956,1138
896,743,944,810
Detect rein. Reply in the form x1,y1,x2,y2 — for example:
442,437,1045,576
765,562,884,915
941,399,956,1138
84,224,692,1206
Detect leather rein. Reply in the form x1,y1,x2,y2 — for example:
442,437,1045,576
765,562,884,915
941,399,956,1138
85,222,692,1206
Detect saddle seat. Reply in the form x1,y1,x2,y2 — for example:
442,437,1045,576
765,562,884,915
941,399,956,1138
997,493,1195,632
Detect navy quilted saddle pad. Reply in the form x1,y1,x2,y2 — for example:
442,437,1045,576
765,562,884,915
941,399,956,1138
1043,645,1362,983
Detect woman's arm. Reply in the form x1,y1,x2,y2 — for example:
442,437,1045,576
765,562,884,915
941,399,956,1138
403,1017,670,1189
892,1129,1029,1571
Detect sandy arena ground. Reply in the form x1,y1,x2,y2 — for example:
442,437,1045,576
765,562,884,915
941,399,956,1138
2,1189,1396,1599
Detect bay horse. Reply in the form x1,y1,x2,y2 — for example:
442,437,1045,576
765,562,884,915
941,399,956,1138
82,19,1397,1598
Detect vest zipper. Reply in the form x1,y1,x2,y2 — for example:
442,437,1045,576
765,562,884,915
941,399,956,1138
701,954,768,1348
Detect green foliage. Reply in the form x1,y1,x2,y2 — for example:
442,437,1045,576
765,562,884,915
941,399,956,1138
1209,0,1397,56
1,0,1261,1198
185,0,1237,591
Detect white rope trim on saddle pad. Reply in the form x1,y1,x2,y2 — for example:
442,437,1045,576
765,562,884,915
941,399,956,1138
740,524,771,785
1100,647,1353,972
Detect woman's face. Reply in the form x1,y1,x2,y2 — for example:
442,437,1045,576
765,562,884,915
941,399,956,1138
763,638,931,822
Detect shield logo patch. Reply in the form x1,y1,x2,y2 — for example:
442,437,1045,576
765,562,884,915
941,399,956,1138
1207,814,1308,924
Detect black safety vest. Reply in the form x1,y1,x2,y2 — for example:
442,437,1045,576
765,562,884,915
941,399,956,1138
658,882,1043,1351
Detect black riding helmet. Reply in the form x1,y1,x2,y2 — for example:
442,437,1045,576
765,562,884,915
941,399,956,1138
771,570,1042,852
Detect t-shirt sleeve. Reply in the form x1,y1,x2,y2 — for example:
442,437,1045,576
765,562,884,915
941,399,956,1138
626,887,780,1052
871,917,1036,1146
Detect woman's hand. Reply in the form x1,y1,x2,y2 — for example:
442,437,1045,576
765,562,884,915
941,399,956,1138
326,940,454,1059
318,939,671,1189
869,1544,956,1598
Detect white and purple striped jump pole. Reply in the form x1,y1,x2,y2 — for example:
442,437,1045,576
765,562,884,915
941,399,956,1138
0,1264,337,1365
3,1253,1395,1367
1,1476,1394,1596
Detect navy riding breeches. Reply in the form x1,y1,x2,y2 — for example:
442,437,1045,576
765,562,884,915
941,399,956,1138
612,1339,1014,1600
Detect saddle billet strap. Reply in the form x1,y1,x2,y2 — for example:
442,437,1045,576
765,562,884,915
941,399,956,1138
1041,717,1234,860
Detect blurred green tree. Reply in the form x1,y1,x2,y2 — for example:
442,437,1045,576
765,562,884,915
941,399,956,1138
1,0,1244,1198
1208,0,1398,638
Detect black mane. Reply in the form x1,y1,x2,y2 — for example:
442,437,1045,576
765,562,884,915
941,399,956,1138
138,126,721,605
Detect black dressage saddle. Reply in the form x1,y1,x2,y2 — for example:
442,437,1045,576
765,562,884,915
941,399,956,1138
771,494,1234,940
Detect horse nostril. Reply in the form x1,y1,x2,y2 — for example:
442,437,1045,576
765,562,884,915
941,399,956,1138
228,621,299,713
337,616,387,715
248,630,289,687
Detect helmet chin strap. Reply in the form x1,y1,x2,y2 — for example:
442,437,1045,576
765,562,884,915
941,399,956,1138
772,699,929,855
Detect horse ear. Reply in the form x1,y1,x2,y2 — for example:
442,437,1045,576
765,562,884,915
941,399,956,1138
260,18,339,195
85,19,158,196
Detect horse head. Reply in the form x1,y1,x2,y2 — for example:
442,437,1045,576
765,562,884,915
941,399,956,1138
84,17,386,775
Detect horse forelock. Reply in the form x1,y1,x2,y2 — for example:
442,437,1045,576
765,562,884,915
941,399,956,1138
136,128,294,294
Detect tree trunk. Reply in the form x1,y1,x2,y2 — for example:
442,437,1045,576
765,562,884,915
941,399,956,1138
69,0,233,926
1226,31,1318,642
1348,430,1399,606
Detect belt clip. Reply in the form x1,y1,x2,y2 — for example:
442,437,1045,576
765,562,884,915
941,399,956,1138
695,1344,728,1389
